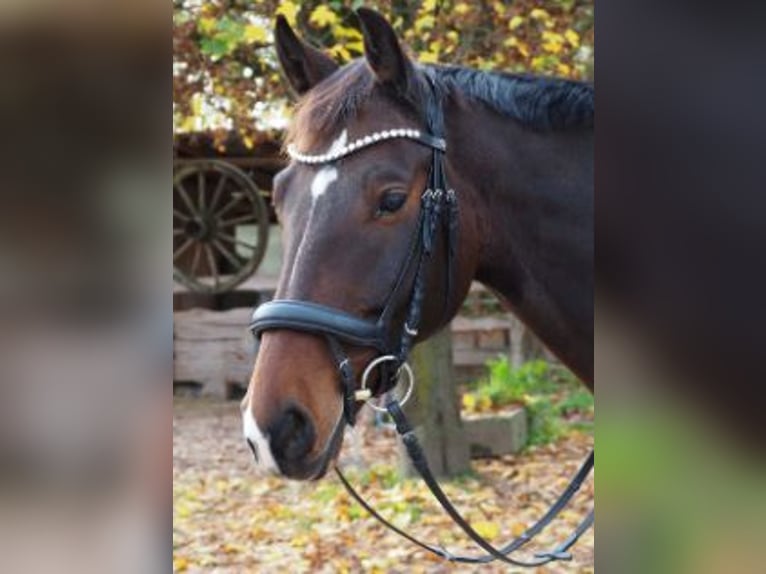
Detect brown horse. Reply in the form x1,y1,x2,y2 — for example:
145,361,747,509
242,9,593,480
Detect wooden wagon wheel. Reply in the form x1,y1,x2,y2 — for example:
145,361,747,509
173,159,269,293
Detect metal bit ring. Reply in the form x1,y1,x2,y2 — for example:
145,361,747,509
355,355,414,412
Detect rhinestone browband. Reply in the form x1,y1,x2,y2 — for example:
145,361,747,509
286,128,446,165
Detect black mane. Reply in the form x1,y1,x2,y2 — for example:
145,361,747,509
433,65,593,130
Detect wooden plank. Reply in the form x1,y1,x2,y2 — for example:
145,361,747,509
453,347,505,367
174,308,255,397
450,315,513,332
174,308,253,341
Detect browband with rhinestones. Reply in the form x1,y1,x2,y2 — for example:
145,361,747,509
286,128,446,165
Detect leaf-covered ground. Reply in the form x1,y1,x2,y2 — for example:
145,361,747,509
173,399,593,573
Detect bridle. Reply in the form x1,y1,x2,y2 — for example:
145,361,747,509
250,72,594,566
251,72,458,426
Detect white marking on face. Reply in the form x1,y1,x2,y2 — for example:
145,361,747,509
310,166,338,201
287,130,348,288
310,130,346,202
242,400,279,474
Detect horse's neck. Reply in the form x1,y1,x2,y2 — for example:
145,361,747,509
451,104,594,384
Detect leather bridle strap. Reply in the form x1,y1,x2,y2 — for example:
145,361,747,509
335,399,594,566
251,300,388,350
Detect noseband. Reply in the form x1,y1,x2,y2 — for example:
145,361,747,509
249,73,593,567
250,77,457,426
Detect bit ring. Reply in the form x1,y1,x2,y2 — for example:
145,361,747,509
355,355,414,412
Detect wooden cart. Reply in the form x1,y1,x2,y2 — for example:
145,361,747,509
173,133,285,293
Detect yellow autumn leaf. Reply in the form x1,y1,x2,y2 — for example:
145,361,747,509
542,31,565,44
329,44,351,61
542,41,562,55
419,51,439,64
565,29,580,48
478,395,493,411
335,25,363,40
309,5,338,28
462,393,477,412
190,93,203,117
415,15,435,31
276,1,299,26
173,556,189,572
346,40,364,54
504,37,530,57
175,500,192,518
531,56,546,71
511,522,527,537
473,520,500,540
198,17,217,35
455,2,470,16
557,63,571,76
529,8,551,20
493,2,506,15
244,24,267,44
508,15,524,30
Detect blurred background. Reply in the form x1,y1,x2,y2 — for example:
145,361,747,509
0,1,169,573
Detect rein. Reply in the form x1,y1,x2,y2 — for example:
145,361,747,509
249,74,593,566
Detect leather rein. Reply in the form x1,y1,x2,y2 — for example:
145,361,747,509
249,74,594,566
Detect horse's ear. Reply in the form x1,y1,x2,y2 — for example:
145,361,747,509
356,8,413,92
275,15,339,95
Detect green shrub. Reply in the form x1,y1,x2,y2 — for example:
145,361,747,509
461,357,593,447
484,358,556,402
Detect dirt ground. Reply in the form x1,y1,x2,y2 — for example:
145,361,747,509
173,398,594,573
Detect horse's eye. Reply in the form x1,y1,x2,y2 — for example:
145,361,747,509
377,192,407,216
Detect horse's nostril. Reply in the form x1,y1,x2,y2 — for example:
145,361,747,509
270,407,315,463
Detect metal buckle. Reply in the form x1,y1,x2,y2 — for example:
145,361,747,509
354,354,414,412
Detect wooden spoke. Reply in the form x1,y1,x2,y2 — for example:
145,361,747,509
204,243,219,288
217,232,256,251
175,180,198,218
173,238,194,261
209,174,228,213
213,192,245,220
173,228,185,236
197,169,206,212
190,242,202,277
218,213,258,227
173,209,190,222
212,239,243,272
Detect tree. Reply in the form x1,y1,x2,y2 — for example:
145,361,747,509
173,0,594,148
